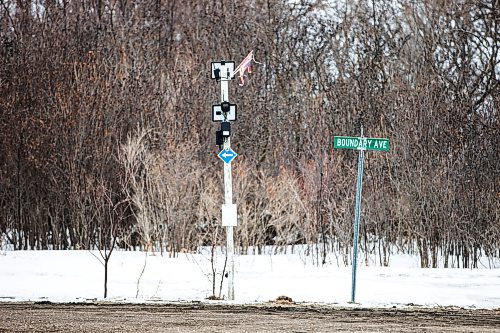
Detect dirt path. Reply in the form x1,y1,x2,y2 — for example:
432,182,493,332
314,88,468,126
0,302,499,333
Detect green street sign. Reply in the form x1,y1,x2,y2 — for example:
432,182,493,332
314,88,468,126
334,136,390,151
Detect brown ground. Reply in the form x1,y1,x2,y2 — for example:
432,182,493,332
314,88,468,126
0,301,499,333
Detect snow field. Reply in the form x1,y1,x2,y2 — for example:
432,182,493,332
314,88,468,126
0,250,499,309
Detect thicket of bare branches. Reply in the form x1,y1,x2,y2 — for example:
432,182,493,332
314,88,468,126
0,0,498,267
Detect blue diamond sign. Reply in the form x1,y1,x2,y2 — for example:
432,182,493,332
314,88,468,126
218,148,237,164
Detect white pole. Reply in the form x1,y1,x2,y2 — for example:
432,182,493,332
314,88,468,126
224,138,235,301
220,64,235,301
221,67,229,103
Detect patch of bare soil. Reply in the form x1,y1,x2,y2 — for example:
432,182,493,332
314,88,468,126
0,301,498,333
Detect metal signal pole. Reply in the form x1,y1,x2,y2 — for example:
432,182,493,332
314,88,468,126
220,64,235,301
212,61,237,301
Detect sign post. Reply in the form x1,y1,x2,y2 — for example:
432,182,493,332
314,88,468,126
211,61,237,300
351,132,365,304
333,128,390,303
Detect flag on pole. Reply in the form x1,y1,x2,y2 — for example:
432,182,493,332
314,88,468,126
232,50,260,86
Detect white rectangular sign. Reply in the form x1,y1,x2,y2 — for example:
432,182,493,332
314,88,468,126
211,61,235,80
212,104,237,122
222,203,237,226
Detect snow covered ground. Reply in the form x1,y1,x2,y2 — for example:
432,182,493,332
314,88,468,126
0,249,499,309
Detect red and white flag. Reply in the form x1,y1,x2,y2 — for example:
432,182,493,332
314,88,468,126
232,50,260,86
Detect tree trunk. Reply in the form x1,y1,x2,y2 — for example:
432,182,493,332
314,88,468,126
104,258,109,298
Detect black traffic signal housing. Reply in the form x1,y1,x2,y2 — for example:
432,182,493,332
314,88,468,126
216,130,224,148
221,122,231,137
221,101,231,113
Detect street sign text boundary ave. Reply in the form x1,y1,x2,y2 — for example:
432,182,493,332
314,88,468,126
334,136,390,151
